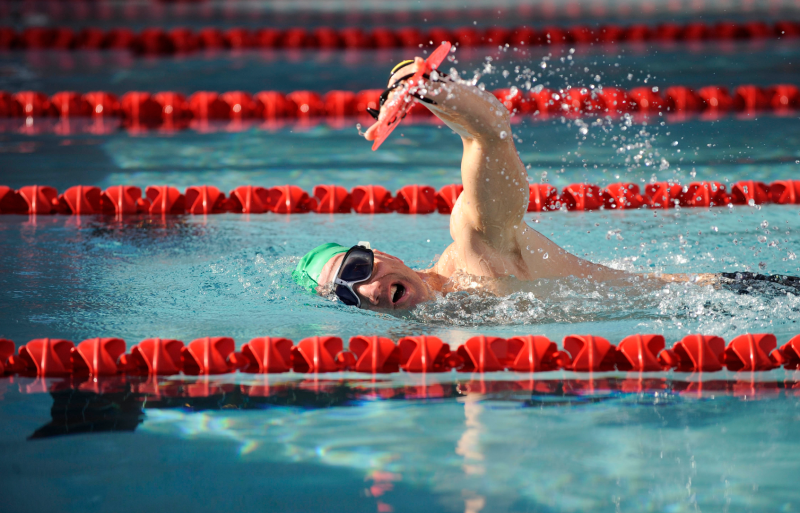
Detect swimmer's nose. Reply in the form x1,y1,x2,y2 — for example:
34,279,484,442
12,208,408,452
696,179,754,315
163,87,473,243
355,280,381,305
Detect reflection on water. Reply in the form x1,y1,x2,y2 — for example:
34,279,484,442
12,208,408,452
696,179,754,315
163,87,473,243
7,371,797,512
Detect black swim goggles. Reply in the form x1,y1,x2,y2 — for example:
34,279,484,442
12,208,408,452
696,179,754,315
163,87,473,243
333,244,375,308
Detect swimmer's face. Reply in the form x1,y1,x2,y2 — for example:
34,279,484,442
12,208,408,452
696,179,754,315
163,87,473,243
319,250,431,311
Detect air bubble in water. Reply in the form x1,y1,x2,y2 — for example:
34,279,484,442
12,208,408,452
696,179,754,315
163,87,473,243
543,253,549,259
499,131,508,139
758,235,767,243
760,220,769,228
759,262,767,270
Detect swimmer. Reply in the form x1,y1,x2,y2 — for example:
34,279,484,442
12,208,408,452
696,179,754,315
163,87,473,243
293,56,798,311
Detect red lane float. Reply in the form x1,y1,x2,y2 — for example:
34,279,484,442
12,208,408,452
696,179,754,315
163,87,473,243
615,334,665,371
679,181,731,208
227,185,271,214
145,185,185,215
733,85,770,112
0,92,22,117
629,87,663,112
436,184,463,214
769,180,800,204
394,185,436,214
101,185,149,215
125,338,184,375
698,86,733,112
562,335,617,372
51,92,91,117
71,337,126,376
84,91,120,117
185,185,227,215
154,92,191,123
241,337,294,373
323,91,357,117
528,184,559,212
120,92,162,124
776,335,800,370
596,87,630,114
255,91,296,119
502,335,563,372
189,92,231,120
349,335,400,373
286,91,324,118
664,86,703,113
645,182,682,208
267,185,317,214
0,339,14,375
15,91,56,117
731,180,770,205
665,334,726,372
457,335,505,372
603,183,644,210
313,185,352,214
17,338,74,377
722,333,780,371
181,337,236,375
59,185,102,215
398,335,452,373
291,336,344,373
0,186,28,214
561,183,603,211
769,85,799,110
351,185,394,214
18,185,61,214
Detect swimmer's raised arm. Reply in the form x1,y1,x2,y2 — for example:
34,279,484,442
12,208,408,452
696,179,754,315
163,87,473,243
363,57,528,251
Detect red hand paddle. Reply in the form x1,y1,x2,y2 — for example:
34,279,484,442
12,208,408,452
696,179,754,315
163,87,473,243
371,41,452,150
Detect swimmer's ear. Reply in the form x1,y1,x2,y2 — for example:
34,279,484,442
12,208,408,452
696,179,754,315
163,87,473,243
373,250,403,264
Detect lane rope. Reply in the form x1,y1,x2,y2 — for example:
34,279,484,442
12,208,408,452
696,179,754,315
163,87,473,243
1,20,799,53
1,180,798,216
1,84,797,132
1,333,798,378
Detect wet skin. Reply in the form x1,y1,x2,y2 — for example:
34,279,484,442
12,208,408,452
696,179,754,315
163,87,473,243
317,57,717,312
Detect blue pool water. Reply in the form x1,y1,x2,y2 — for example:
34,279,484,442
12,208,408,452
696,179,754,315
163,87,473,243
2,13,800,513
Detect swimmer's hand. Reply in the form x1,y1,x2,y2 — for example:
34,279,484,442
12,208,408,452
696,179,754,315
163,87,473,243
363,57,426,142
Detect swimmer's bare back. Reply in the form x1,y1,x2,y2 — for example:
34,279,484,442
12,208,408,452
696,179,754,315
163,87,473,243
364,56,713,291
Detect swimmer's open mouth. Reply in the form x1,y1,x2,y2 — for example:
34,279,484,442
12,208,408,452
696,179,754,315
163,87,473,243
391,283,406,304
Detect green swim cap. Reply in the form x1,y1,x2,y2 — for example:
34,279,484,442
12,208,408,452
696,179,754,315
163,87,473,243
292,242,349,293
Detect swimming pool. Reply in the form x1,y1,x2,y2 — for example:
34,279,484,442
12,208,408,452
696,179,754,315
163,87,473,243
2,9,800,513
